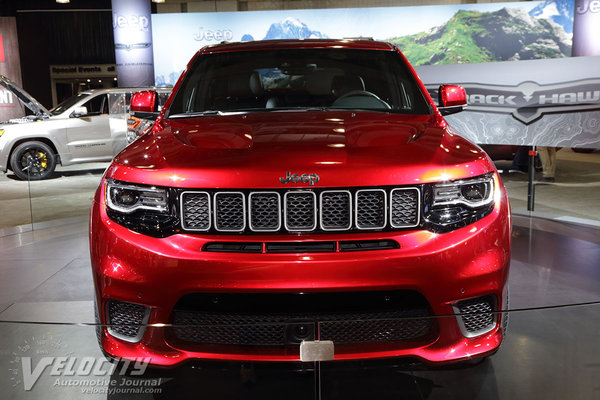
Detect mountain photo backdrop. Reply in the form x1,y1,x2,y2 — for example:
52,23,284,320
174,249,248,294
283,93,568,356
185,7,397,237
152,1,575,85
388,2,573,65
239,1,573,66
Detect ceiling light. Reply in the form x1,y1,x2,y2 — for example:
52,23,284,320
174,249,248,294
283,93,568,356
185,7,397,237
56,0,70,3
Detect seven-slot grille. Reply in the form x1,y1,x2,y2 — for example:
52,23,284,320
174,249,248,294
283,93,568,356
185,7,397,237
180,187,420,233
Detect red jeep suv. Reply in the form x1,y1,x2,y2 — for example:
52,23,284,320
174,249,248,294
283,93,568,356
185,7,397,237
90,39,510,366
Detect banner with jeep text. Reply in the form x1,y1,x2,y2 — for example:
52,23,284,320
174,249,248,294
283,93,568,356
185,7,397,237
151,0,600,148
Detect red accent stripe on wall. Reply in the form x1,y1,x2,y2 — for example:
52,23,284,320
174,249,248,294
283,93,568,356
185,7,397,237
0,34,5,62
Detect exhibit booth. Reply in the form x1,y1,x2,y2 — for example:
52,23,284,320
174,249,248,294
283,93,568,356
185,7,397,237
0,0,599,398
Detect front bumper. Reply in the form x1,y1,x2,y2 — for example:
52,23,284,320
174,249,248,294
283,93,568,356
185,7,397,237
90,184,510,366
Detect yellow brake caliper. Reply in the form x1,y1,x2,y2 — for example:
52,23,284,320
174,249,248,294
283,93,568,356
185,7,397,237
39,152,47,169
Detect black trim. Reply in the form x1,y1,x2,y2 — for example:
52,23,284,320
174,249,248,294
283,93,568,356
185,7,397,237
266,241,336,253
340,239,400,252
201,239,400,254
202,242,262,253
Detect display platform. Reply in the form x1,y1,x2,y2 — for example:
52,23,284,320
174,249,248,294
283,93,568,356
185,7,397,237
0,214,598,399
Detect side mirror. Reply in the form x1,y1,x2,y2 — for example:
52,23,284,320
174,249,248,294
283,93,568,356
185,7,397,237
438,84,467,116
71,106,88,118
130,90,159,119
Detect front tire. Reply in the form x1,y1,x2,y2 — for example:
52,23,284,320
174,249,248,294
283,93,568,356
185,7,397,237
9,141,57,180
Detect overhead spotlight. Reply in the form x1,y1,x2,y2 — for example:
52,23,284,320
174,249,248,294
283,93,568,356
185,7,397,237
56,0,70,3
152,0,166,3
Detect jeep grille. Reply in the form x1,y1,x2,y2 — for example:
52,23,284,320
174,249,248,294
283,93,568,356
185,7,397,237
180,187,420,234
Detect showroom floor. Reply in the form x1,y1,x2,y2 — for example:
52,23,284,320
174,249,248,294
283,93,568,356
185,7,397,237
0,215,599,399
497,148,600,224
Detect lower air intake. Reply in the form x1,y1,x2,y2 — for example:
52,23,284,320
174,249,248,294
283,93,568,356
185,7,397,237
167,291,435,348
453,295,496,338
106,300,150,343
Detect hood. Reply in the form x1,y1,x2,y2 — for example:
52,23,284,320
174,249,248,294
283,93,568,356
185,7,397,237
108,111,493,188
0,75,50,118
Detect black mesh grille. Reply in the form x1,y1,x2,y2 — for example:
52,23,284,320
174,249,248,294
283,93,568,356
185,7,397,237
170,310,433,347
455,295,495,334
215,193,245,231
321,191,351,230
249,193,280,231
171,312,287,346
181,192,210,230
285,192,316,230
390,189,419,227
107,300,147,339
356,190,386,229
167,291,434,348
319,312,433,344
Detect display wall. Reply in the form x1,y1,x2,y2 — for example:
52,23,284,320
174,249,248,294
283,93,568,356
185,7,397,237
151,0,600,148
0,2,599,398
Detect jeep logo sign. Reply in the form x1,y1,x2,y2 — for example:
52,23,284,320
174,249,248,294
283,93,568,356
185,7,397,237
461,79,600,124
279,171,320,185
427,78,600,125
111,0,154,87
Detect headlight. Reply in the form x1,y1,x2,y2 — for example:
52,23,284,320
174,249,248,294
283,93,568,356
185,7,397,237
106,180,168,213
0,129,4,137
424,173,495,232
432,175,494,208
105,179,179,237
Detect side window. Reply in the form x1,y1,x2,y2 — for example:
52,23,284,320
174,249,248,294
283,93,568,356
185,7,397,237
82,94,108,115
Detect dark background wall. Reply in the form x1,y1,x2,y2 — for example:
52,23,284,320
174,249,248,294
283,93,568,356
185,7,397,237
0,0,156,108
16,9,115,108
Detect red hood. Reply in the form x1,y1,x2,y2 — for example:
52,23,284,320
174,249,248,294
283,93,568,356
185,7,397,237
108,111,493,188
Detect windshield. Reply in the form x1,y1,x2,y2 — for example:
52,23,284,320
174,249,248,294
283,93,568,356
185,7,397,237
167,48,431,117
50,93,88,115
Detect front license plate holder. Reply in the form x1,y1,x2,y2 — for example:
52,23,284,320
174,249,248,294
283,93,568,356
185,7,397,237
300,340,334,362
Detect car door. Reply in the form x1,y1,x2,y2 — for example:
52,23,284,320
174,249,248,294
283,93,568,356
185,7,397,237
65,93,113,162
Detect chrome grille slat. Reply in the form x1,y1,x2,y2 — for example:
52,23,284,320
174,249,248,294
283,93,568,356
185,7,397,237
390,188,420,228
214,192,246,232
320,190,352,231
284,191,317,231
181,191,211,231
249,192,281,232
355,189,387,230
